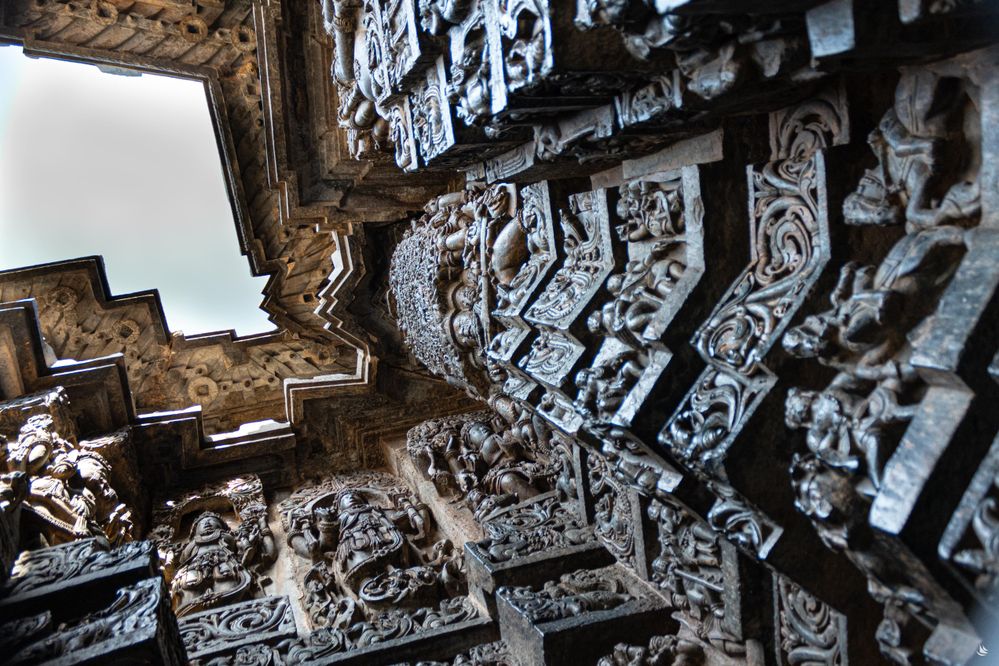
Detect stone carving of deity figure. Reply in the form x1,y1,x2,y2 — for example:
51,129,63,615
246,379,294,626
289,489,429,593
458,420,549,512
171,511,254,616
333,490,428,589
3,415,133,547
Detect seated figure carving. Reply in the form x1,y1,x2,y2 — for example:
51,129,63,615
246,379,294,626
282,479,465,629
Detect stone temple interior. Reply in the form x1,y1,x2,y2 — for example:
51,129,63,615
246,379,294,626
0,1,997,664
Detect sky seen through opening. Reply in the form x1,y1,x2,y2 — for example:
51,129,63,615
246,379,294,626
0,46,274,337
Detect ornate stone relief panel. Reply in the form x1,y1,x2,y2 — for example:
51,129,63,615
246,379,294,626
659,89,847,471
0,388,138,549
775,575,848,666
179,595,297,662
783,56,992,663
278,470,475,644
151,475,276,617
406,410,556,521
0,260,359,432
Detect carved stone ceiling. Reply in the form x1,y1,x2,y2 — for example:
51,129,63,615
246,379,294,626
0,0,454,432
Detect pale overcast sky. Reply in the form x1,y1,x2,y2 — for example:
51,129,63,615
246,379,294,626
0,45,275,337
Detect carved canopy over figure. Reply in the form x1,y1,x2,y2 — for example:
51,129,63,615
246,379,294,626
171,511,255,616
151,476,276,617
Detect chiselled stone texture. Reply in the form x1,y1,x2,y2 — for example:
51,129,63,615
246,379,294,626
0,540,186,665
0,259,358,433
8,576,186,665
179,596,297,661
0,539,156,622
0,0,448,346
1,1,999,665
386,10,999,663
0,388,142,550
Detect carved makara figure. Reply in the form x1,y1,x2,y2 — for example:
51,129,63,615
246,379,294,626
170,511,256,616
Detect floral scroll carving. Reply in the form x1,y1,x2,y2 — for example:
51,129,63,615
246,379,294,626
776,576,846,666
497,567,634,623
660,90,846,469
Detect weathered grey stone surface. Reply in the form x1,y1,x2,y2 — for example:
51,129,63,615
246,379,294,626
0,1,997,664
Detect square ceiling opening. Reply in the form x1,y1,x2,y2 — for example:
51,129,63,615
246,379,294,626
0,46,275,337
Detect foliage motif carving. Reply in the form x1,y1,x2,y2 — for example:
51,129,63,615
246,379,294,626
776,576,846,666
196,599,479,665
7,578,174,665
179,596,297,660
588,454,637,568
498,567,635,623
525,191,615,329
659,91,843,468
3,538,152,597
